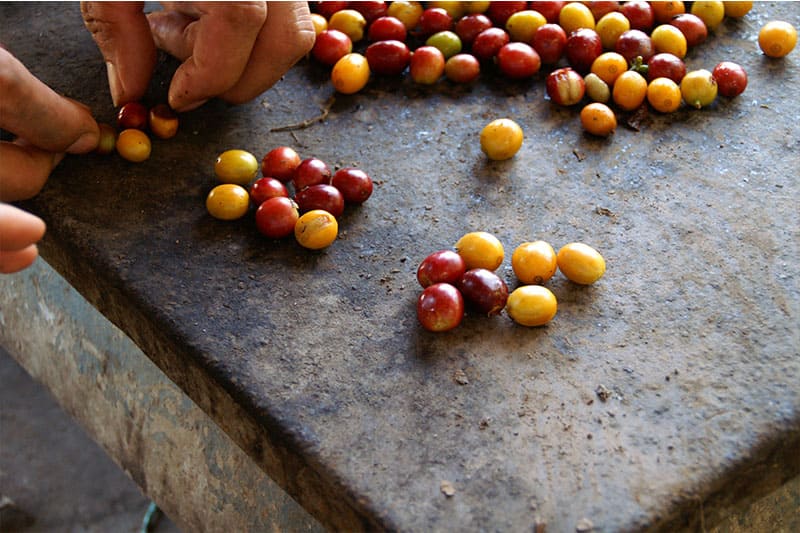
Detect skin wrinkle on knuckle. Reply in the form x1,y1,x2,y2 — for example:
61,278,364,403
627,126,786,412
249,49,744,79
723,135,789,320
82,2,149,58
208,2,267,30
81,3,115,46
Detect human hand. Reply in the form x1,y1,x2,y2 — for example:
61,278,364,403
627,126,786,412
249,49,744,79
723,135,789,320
81,1,316,112
0,47,99,273
0,203,47,274
0,48,100,202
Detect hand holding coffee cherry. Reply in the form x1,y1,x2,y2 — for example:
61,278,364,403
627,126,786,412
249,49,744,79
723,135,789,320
81,2,316,111
0,48,100,203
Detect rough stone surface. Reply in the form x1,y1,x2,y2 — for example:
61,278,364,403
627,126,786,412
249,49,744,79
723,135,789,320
2,3,799,531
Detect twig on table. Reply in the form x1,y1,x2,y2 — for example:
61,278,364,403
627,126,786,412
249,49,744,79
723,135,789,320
270,95,336,132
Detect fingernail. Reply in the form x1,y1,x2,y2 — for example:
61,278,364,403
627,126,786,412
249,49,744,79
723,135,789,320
66,131,98,154
106,61,123,107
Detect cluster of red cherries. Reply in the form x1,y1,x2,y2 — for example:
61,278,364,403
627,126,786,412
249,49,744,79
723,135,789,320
250,146,374,239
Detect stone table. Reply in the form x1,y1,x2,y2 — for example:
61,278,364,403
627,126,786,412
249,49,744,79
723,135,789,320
1,2,798,531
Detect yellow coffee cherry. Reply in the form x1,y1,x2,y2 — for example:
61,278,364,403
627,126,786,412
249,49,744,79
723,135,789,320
206,184,250,221
116,128,151,163
680,69,718,108
455,231,504,271
328,9,367,42
591,51,628,86
647,77,682,113
512,241,557,285
480,118,523,160
464,1,490,14
650,24,688,58
723,1,752,18
596,12,630,50
310,13,327,35
387,0,424,30
691,1,726,31
214,149,259,185
505,10,547,43
428,1,465,19
580,102,617,137
758,21,798,58
559,2,595,33
506,285,558,326
331,53,371,94
612,70,648,111
295,210,338,249
557,242,606,285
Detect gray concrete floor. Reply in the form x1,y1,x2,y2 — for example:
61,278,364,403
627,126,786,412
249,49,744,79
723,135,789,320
0,348,181,533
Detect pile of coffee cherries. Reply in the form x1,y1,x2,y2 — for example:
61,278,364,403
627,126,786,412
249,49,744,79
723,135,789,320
206,146,373,250
416,230,606,332
96,101,179,162
309,1,796,137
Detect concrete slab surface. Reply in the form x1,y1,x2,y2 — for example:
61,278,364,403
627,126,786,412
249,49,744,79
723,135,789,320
1,2,798,531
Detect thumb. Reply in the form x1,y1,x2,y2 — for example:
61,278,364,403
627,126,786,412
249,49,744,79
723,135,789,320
81,1,157,106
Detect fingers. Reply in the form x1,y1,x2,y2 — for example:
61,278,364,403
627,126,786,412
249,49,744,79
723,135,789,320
0,203,46,274
81,1,157,107
220,2,315,104
0,48,99,154
0,245,40,274
149,2,267,111
0,141,63,202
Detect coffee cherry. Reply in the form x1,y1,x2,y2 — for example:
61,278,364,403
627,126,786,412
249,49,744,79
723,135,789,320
331,53,371,94
295,209,339,249
455,231,504,271
294,184,345,218
712,61,748,98
206,184,250,221
255,197,299,239
546,67,586,106
458,268,509,316
116,129,151,162
557,242,606,284
409,46,445,84
417,250,467,288
417,282,464,332
148,104,179,139
95,123,116,155
117,101,148,130
367,16,407,42
365,40,411,76
480,118,524,160
249,177,288,206
511,241,557,285
261,146,301,183
496,42,541,79
215,149,259,185
445,53,481,83
312,29,353,66
580,102,617,137
293,158,331,191
331,167,373,204
506,285,557,326
680,69,718,109
328,9,367,42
